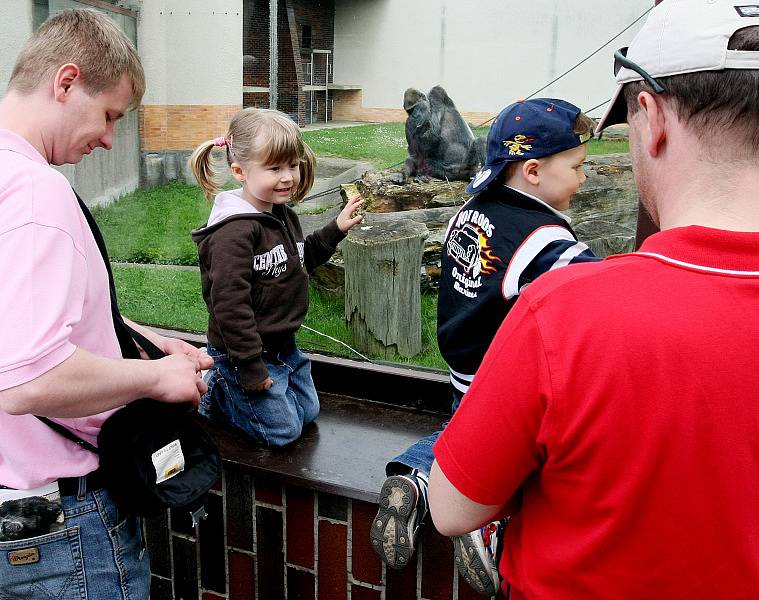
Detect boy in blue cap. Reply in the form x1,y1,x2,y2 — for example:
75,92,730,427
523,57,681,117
370,98,599,596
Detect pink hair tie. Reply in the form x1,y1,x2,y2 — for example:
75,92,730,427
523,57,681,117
213,137,227,147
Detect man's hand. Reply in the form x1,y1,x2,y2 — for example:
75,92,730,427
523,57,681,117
151,353,209,406
161,337,214,371
0,347,210,418
123,319,214,371
129,327,213,406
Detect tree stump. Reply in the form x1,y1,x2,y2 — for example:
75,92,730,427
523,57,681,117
343,219,429,358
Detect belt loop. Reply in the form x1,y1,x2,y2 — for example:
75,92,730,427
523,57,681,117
77,475,86,500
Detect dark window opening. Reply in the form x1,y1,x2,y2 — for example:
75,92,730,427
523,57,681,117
302,24,312,49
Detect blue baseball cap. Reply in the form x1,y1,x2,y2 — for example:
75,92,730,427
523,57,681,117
467,98,591,194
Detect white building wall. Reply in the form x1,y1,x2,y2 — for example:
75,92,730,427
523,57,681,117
139,0,242,106
0,1,34,96
334,0,651,118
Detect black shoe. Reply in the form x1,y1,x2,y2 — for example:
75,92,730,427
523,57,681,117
370,471,429,569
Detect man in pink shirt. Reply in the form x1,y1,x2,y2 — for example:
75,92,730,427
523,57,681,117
0,9,212,599
430,2,759,598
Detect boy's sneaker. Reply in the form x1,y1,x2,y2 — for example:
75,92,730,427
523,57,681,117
370,470,429,569
453,520,503,596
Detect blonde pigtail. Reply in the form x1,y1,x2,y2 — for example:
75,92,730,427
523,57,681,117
188,140,225,201
291,143,316,203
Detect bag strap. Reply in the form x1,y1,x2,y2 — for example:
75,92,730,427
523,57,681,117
74,191,165,361
36,416,100,454
36,190,166,450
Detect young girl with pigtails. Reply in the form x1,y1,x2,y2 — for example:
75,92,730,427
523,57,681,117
189,108,364,447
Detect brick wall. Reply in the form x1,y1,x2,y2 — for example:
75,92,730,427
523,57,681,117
145,463,493,600
293,0,335,121
242,92,271,110
140,105,242,152
279,3,306,125
240,0,336,124
243,0,270,87
291,0,335,60
331,89,406,123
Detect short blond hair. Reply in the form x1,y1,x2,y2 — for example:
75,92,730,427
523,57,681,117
9,8,145,110
189,108,316,202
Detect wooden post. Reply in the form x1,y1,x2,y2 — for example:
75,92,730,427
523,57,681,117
342,219,429,358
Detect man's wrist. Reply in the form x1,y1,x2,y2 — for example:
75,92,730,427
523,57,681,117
132,358,161,400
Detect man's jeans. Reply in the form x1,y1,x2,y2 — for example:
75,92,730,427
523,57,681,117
386,389,462,476
0,487,149,600
201,341,320,447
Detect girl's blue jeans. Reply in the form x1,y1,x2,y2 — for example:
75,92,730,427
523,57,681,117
0,486,149,600
200,340,320,447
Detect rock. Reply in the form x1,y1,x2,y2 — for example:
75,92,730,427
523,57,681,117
311,258,345,295
429,194,462,208
350,170,469,213
141,153,165,187
568,153,638,256
295,158,375,216
310,154,640,297
599,123,629,140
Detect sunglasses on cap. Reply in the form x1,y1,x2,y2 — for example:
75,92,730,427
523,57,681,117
614,47,667,94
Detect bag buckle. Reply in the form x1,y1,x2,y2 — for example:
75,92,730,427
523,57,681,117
190,505,209,528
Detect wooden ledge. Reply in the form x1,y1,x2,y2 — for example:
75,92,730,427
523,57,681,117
202,393,446,504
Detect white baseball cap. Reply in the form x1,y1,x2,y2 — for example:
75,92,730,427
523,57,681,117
596,0,759,132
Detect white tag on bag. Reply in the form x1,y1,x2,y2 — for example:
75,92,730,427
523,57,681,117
151,439,185,484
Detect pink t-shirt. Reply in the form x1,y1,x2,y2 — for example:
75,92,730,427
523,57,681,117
0,129,120,489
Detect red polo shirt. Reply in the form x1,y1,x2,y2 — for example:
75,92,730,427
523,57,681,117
435,226,759,599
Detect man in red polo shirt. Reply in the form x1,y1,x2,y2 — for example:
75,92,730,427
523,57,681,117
429,2,759,598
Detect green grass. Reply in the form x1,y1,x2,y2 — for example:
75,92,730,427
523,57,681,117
112,264,446,369
92,182,210,265
303,122,409,169
586,138,629,155
113,265,209,332
303,122,628,169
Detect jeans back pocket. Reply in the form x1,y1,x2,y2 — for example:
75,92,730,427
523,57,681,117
0,526,86,600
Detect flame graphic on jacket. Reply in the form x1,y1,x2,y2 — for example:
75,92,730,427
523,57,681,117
478,232,502,275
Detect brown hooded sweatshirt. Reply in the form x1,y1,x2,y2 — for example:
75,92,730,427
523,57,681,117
192,188,345,390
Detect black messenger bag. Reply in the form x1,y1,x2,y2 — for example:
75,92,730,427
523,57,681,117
37,193,221,523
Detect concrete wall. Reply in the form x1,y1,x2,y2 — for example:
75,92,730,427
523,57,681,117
139,0,242,107
333,0,651,120
0,1,34,96
56,112,140,206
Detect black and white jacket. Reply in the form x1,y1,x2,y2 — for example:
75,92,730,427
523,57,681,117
437,183,599,399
